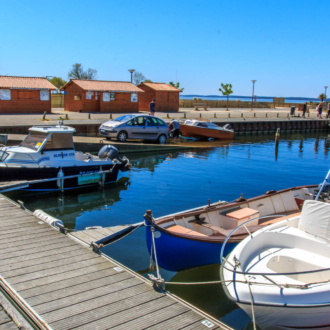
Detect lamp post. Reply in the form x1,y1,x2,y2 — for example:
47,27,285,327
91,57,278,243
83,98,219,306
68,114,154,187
325,86,328,101
128,69,135,83
251,80,257,111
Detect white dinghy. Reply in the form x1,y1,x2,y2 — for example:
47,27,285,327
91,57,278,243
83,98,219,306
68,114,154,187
221,199,330,330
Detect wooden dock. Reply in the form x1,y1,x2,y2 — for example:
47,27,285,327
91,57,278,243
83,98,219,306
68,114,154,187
0,195,230,330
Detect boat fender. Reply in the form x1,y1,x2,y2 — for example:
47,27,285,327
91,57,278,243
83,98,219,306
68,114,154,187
33,210,64,229
57,168,64,189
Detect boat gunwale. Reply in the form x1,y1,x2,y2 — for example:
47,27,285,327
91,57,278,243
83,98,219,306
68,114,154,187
146,185,317,244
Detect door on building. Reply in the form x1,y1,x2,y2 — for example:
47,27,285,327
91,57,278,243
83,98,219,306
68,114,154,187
85,91,101,112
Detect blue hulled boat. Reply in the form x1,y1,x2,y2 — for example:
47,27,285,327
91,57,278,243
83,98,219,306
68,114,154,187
144,185,317,271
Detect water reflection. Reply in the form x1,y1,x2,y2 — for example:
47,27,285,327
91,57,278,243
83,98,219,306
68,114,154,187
8,177,131,230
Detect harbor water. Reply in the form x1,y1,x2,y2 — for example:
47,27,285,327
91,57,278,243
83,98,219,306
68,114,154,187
8,131,330,329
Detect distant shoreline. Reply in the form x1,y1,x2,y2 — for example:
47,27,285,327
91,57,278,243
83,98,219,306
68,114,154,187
179,95,327,104
180,94,321,100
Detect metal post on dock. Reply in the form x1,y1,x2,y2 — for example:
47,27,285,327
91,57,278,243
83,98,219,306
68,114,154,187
110,114,112,119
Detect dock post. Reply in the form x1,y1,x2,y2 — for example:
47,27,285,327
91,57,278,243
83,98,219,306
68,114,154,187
228,113,230,118
200,113,202,118
65,114,68,120
184,113,186,118
42,111,47,120
277,113,279,118
214,113,216,118
254,113,256,117
241,113,243,118
266,113,268,118
88,113,91,119
275,128,280,160
167,114,170,118
110,114,112,119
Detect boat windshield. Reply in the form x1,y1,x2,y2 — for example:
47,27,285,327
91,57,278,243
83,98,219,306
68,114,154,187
19,133,47,151
114,115,136,122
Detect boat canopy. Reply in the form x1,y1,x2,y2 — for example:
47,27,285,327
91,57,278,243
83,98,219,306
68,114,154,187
298,200,330,241
19,126,75,152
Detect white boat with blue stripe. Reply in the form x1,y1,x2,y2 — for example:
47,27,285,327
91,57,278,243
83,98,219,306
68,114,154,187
0,123,129,191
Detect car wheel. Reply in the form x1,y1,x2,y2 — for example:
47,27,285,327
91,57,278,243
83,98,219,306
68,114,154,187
117,131,128,142
158,134,167,144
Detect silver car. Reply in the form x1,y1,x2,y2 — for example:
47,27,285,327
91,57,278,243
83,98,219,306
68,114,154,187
99,114,168,144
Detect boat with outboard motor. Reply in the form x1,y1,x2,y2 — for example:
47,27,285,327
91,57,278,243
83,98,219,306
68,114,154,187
0,123,130,191
144,185,320,272
221,172,330,330
179,119,234,139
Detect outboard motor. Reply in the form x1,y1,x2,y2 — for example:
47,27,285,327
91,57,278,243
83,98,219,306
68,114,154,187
99,145,121,160
315,182,330,200
98,145,130,170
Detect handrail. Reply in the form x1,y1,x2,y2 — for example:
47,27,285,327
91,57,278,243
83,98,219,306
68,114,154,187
219,213,330,277
0,165,116,193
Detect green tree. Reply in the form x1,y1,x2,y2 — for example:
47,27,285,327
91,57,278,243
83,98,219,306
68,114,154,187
133,72,146,85
319,93,326,101
144,79,153,83
49,76,67,89
68,63,97,80
169,81,184,92
219,83,233,110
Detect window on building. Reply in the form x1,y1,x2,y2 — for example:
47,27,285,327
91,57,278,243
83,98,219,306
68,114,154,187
131,93,138,102
86,92,94,100
0,89,11,100
40,90,49,101
103,93,110,102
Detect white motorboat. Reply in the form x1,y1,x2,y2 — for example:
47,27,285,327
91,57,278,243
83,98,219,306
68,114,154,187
0,123,129,191
221,197,330,330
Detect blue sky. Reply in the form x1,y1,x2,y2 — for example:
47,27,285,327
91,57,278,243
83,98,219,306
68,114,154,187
0,0,328,97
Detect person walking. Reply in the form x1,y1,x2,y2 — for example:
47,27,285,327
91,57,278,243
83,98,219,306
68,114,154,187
317,102,323,119
302,102,307,118
149,98,156,116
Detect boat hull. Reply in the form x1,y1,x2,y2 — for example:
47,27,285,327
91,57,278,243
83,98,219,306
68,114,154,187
180,124,234,139
0,164,121,191
145,224,236,271
238,302,330,330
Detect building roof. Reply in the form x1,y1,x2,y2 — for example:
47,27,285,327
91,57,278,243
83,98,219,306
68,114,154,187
138,82,182,92
61,79,144,92
0,76,56,90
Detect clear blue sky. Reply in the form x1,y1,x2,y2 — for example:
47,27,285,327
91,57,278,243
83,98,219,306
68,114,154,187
0,0,328,97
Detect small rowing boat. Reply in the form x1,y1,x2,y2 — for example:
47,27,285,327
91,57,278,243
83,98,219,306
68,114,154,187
144,185,319,271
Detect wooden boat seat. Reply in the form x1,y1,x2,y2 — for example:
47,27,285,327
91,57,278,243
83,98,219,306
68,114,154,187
166,225,207,237
199,211,302,237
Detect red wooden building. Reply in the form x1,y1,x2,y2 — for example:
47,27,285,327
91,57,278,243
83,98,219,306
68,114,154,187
137,82,181,112
61,79,144,113
0,76,56,114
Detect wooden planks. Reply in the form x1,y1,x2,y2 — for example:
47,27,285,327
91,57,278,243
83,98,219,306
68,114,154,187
0,306,18,330
0,196,228,330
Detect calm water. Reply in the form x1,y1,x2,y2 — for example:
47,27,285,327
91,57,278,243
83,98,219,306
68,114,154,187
7,132,330,330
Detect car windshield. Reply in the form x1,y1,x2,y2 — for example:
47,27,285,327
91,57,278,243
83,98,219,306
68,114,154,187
19,132,48,151
114,115,136,122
